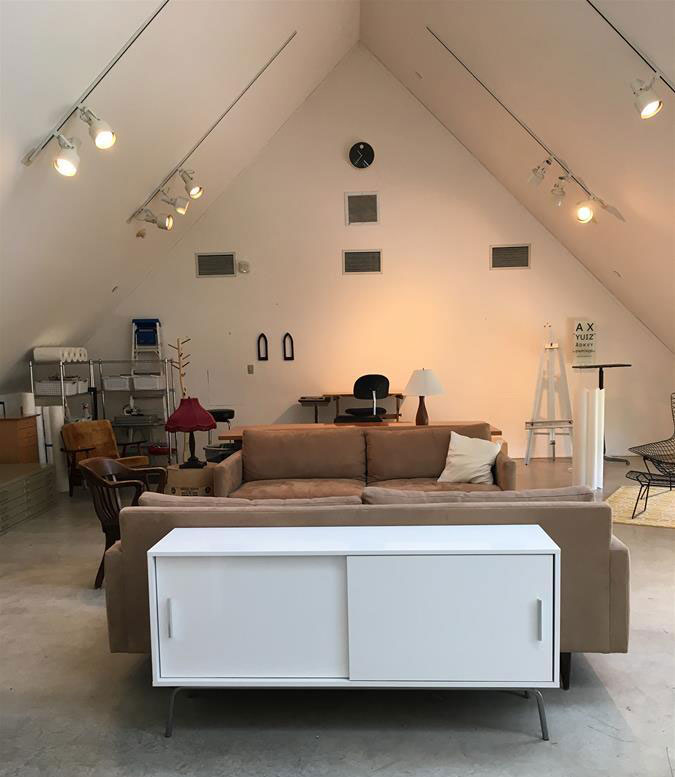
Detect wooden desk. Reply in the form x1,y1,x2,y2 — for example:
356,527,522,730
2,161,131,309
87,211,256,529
220,421,503,441
324,391,405,420
299,392,405,422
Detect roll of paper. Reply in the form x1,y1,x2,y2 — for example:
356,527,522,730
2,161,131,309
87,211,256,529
572,388,588,486
33,346,88,363
48,405,69,492
586,389,598,489
19,392,35,416
43,405,53,462
594,389,605,490
33,346,66,363
35,406,47,465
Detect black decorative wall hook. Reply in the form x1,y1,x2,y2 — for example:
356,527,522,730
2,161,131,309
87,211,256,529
282,333,295,361
256,334,268,361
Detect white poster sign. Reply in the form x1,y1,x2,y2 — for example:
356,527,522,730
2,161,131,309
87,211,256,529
572,319,598,361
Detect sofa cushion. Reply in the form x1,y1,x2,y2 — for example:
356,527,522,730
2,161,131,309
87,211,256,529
139,491,362,507
140,492,251,507
363,487,464,504
368,478,500,492
365,425,491,483
231,478,365,500
242,429,366,481
363,485,595,505
458,485,595,503
437,431,501,485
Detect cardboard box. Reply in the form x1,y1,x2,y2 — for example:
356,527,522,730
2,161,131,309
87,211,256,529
165,463,215,496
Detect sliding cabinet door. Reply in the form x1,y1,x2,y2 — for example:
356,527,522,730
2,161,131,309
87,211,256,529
155,555,348,679
347,554,554,684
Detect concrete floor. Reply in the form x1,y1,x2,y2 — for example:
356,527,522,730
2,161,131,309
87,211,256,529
1,458,673,777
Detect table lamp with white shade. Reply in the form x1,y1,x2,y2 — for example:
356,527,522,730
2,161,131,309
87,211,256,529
404,368,444,425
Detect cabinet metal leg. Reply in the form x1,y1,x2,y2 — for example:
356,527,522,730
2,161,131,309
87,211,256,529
531,689,549,741
504,689,530,699
165,687,185,738
560,652,572,690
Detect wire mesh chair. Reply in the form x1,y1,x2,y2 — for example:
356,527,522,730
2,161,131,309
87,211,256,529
629,392,675,478
79,458,167,588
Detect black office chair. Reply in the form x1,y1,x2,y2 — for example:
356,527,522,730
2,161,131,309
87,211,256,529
204,408,237,463
335,374,389,423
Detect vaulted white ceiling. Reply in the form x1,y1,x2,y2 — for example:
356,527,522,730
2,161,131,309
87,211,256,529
361,0,675,351
0,0,673,391
0,0,359,387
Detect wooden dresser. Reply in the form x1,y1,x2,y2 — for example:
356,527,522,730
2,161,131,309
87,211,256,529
0,415,39,464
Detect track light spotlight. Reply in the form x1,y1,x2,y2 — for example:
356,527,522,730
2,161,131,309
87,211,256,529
528,157,552,186
631,77,663,119
78,106,116,149
53,135,80,176
575,199,595,224
160,189,189,215
550,179,566,208
136,208,173,231
179,169,204,199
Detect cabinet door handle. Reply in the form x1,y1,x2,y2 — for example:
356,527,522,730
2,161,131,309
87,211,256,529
536,598,543,641
167,598,173,639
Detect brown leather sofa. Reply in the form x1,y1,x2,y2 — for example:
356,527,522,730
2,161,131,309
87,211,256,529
105,499,629,664
214,425,516,499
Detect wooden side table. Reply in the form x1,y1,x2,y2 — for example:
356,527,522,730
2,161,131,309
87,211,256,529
298,397,331,423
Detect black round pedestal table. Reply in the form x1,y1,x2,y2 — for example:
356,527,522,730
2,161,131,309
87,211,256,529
572,363,632,464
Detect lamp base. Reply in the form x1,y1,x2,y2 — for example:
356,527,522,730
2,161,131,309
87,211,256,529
179,457,206,469
179,430,207,468
415,396,429,426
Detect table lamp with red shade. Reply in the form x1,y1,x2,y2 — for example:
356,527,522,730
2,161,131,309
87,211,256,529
165,397,216,469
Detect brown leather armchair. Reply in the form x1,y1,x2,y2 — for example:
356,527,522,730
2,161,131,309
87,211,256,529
61,419,149,496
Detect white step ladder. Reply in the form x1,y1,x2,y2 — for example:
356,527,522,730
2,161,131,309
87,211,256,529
525,324,573,464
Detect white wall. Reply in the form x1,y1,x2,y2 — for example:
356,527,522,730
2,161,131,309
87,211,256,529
87,46,675,458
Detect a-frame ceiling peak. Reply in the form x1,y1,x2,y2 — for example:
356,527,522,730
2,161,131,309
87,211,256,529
361,0,675,351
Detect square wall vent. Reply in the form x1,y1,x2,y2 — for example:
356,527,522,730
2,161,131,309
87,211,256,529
345,192,379,225
490,244,530,269
195,252,236,277
343,250,382,274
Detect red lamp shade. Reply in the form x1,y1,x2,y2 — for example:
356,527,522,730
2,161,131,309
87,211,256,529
165,397,216,433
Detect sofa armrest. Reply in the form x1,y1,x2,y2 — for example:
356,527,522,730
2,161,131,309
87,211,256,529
213,450,243,497
609,534,630,653
494,445,516,490
104,541,129,653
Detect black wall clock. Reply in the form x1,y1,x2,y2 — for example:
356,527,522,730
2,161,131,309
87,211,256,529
349,142,374,169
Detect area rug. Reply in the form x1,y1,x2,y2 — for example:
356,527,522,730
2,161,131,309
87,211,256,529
608,486,675,528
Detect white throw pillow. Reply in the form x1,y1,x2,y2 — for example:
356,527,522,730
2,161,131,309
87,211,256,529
437,431,501,485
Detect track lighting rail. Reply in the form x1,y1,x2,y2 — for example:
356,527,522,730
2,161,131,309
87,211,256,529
585,0,675,95
426,26,624,222
22,0,171,166
127,29,297,223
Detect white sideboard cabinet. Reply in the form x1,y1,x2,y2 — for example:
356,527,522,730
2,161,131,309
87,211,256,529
148,524,560,738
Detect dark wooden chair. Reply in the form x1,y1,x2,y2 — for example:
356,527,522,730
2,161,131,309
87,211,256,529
79,457,167,589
